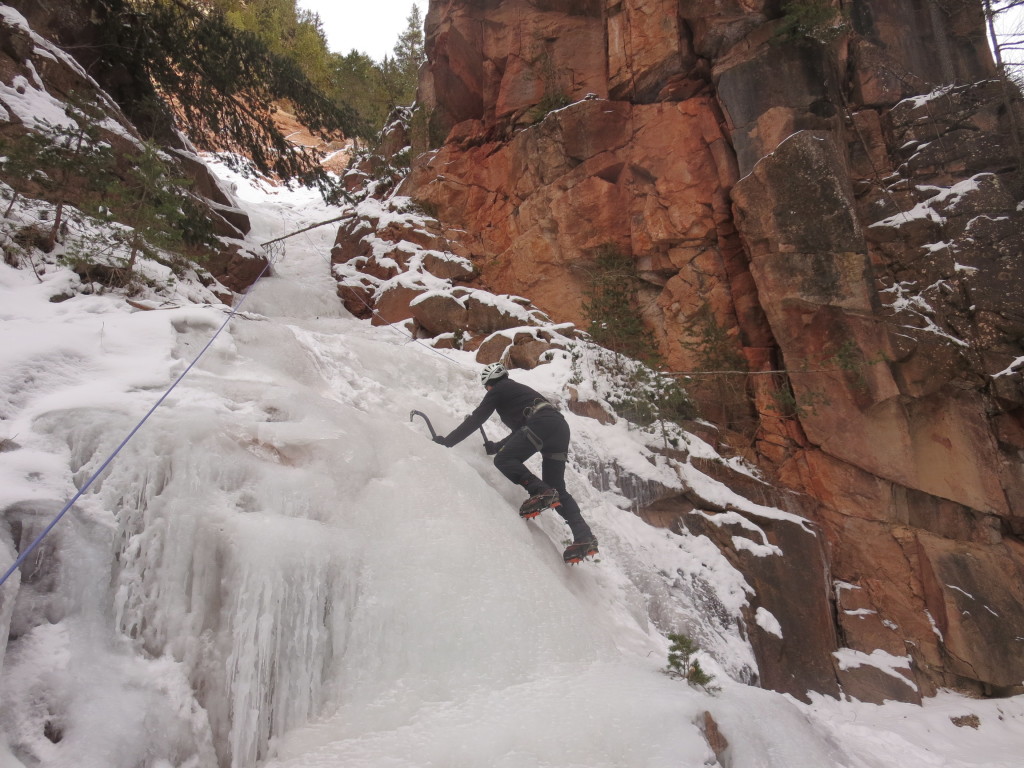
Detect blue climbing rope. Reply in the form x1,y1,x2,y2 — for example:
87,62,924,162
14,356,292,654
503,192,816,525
0,259,273,589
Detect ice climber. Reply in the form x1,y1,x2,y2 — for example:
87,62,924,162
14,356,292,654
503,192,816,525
432,362,599,563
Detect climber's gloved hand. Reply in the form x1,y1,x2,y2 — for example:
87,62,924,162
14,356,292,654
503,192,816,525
483,440,499,455
433,435,451,447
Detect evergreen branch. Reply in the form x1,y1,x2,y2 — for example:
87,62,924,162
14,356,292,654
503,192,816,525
89,0,370,196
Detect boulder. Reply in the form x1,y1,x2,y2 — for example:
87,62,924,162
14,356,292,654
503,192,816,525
681,507,842,702
331,218,374,265
607,0,694,102
205,242,269,294
421,0,607,135
410,292,469,336
566,387,615,425
465,295,525,334
474,330,531,365
371,285,423,326
847,0,996,108
835,658,921,706
337,282,374,319
714,34,840,176
378,108,411,162
675,0,772,60
507,338,557,369
422,252,475,281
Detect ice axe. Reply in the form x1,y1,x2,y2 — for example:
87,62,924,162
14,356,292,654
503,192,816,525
409,410,489,443
409,410,437,439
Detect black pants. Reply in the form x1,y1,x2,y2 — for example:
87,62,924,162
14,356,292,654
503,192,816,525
493,409,594,542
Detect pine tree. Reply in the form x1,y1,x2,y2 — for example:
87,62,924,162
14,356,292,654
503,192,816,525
331,50,393,136
390,4,425,107
582,243,657,364
0,131,50,218
1,94,218,289
0,99,115,251
41,119,111,251
87,0,369,199
664,632,718,691
99,141,216,274
293,10,335,92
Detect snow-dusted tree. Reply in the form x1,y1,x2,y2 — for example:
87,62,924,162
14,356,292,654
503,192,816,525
0,100,113,251
97,141,218,279
88,0,367,200
392,3,426,102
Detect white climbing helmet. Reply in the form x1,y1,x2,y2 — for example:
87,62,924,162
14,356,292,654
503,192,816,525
480,362,508,386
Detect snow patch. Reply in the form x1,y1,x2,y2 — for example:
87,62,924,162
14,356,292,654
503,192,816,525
833,648,918,691
755,607,783,638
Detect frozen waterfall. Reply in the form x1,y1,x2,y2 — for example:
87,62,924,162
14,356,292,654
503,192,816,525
3,169,1022,768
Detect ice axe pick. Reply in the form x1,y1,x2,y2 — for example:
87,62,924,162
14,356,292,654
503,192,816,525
409,410,489,444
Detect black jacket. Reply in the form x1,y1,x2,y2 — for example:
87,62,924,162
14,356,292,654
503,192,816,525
442,377,549,447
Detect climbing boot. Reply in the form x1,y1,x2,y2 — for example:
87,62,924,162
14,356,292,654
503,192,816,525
563,539,599,564
519,488,560,519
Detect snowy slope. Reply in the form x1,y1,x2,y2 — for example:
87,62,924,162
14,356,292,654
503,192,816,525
1,168,1023,768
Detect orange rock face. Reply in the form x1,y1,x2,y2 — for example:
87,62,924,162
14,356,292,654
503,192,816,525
383,0,1024,702
405,96,760,378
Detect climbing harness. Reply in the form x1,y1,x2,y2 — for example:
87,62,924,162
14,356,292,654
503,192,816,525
523,399,553,419
521,402,568,462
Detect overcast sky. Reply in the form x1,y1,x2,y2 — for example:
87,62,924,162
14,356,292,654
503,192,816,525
994,4,1024,67
296,1,419,62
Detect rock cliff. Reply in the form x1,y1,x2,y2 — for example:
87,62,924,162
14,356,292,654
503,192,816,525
340,0,1024,701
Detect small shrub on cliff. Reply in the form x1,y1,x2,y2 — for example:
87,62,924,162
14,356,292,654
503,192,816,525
767,379,829,419
576,344,696,435
827,339,888,394
529,91,572,123
680,307,746,374
583,243,658,364
677,306,757,433
775,0,849,45
664,632,719,692
603,360,696,428
527,47,572,123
